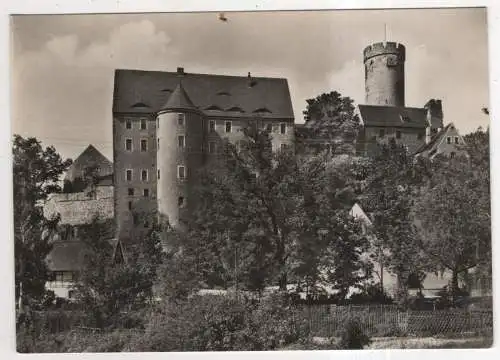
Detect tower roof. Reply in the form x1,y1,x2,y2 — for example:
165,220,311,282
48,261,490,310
160,81,198,112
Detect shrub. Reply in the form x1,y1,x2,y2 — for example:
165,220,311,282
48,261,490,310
129,292,310,351
338,317,371,349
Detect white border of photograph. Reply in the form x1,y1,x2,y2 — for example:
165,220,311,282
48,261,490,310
1,1,498,360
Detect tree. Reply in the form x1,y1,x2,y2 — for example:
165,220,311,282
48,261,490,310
362,139,432,304
184,123,370,295
414,154,490,300
13,135,72,322
299,91,360,155
74,216,164,328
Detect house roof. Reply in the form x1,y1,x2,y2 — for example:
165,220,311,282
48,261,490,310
46,238,120,272
358,104,427,129
113,69,294,119
64,144,113,183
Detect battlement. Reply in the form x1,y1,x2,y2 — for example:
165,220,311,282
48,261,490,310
363,42,406,62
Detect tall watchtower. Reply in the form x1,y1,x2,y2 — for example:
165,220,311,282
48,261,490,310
363,42,406,107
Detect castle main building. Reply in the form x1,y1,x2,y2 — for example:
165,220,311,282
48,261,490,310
112,68,295,238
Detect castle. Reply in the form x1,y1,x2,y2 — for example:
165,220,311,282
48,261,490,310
44,40,469,298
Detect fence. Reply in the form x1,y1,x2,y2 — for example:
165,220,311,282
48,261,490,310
294,305,493,337
31,305,493,339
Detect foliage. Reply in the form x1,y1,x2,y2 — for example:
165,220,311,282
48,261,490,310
74,217,163,328
338,317,372,349
299,91,360,155
13,135,72,322
413,153,490,299
349,283,393,305
129,292,309,352
362,139,432,304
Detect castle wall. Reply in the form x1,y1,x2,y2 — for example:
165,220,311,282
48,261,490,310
113,114,157,239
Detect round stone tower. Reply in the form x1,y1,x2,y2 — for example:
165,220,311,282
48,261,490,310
363,41,406,107
156,81,204,227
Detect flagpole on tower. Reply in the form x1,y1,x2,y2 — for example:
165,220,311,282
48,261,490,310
384,23,388,43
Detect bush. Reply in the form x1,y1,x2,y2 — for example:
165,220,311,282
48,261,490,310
129,292,310,351
338,318,371,349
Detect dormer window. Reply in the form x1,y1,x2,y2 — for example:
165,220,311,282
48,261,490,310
454,137,459,144
140,118,147,130
447,137,451,144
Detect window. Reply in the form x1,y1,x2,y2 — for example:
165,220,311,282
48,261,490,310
209,120,216,132
68,290,75,299
126,169,132,181
128,188,134,196
157,117,159,129
396,130,401,139
144,220,150,228
209,141,216,154
178,165,186,180
280,123,287,134
178,135,185,149
225,121,232,133
450,152,456,159
125,138,133,151
432,128,438,134
281,143,288,151
266,123,273,132
141,139,148,152
128,201,132,210
141,169,148,182
126,120,132,129
140,118,147,130
157,138,160,150
447,136,451,144
371,135,377,141
178,113,185,126
178,196,185,208
379,129,385,137
157,169,160,179
417,133,424,140
454,136,459,144
143,188,149,197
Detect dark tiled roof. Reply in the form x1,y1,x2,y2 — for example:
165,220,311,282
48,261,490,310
414,123,453,155
160,82,198,112
358,104,427,129
46,241,89,272
113,69,294,119
46,237,119,272
64,144,113,183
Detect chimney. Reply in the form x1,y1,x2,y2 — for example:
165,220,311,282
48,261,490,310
177,67,185,75
247,72,256,87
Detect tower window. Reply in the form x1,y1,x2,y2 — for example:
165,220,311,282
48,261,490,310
157,169,160,179
126,120,132,129
125,138,133,151
126,169,132,182
178,113,185,126
140,139,148,152
141,169,148,181
396,130,401,139
157,138,160,150
178,135,185,149
178,196,185,208
128,188,134,196
157,117,159,129
280,123,287,134
140,118,147,130
447,137,451,144
225,121,232,133
143,188,149,197
209,120,216,132
128,201,132,210
177,165,186,180
379,129,385,138
208,141,216,154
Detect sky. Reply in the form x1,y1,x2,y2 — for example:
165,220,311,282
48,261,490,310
11,8,490,162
